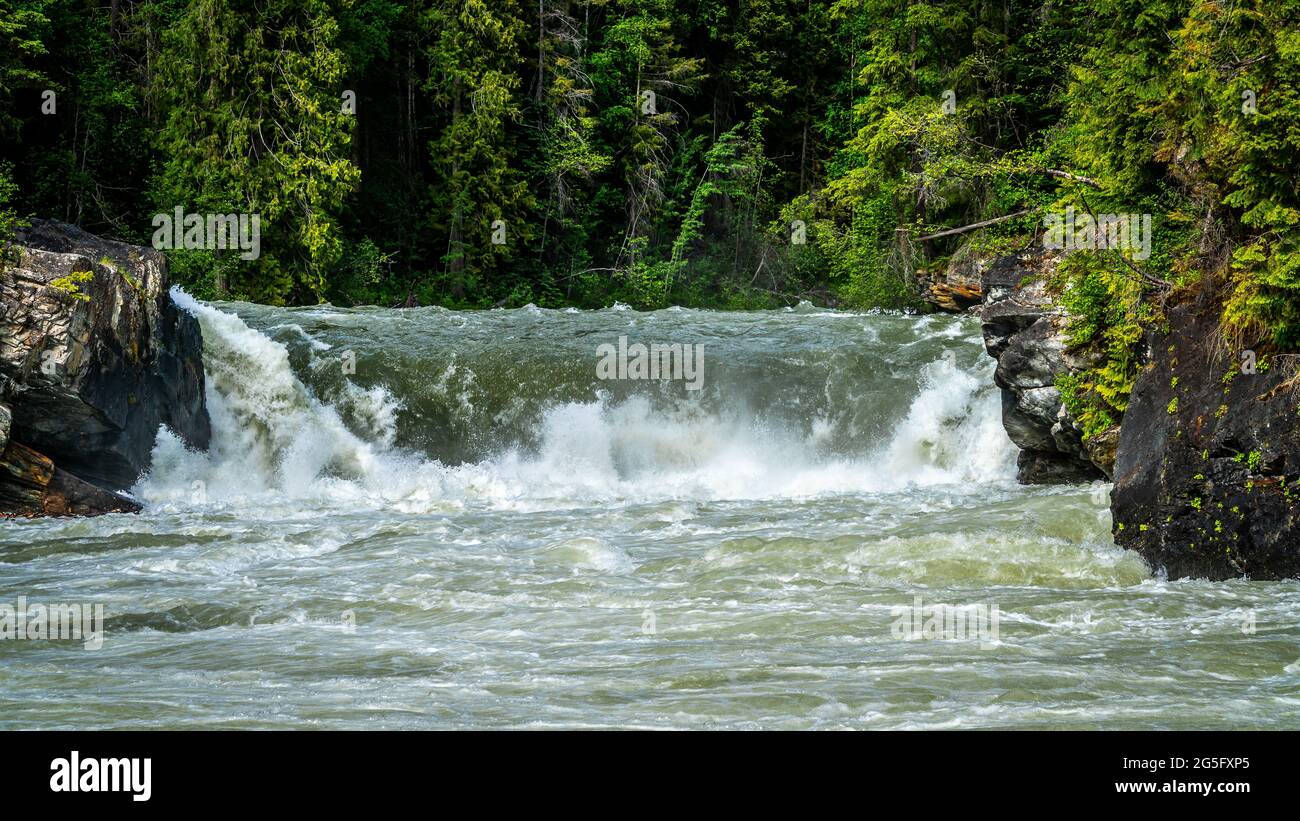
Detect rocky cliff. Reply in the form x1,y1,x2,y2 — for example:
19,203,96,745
918,251,1115,483
1111,302,1300,580
0,220,210,516
976,253,1116,483
919,248,1300,579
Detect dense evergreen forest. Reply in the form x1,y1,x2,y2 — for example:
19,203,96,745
1,2,1296,351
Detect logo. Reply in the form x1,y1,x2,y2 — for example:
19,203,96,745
151,208,261,261
50,752,151,802
0,597,104,650
596,336,704,390
890,595,1001,649
1042,207,1151,261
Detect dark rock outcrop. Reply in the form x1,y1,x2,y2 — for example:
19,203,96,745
915,252,986,312
0,220,209,516
1111,303,1300,580
0,441,141,516
916,247,1116,483
974,252,1111,483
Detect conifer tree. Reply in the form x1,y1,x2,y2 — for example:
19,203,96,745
423,0,533,303
153,0,360,302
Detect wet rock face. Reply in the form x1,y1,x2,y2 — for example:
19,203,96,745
1112,303,1300,580
975,253,1110,484
0,220,210,515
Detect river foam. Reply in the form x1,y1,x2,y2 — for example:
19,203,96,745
12,295,1300,731
140,289,1016,512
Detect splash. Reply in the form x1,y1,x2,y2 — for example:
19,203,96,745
137,290,1017,512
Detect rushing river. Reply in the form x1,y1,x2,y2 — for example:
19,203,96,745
3,297,1299,729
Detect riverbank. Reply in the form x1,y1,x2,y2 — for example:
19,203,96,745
918,250,1300,580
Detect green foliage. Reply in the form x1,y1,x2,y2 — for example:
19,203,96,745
0,161,18,264
1170,2,1300,349
1037,1,1300,436
0,0,1292,348
422,0,532,305
49,267,92,301
1049,217,1167,439
0,0,51,134
0,0,50,262
150,0,361,304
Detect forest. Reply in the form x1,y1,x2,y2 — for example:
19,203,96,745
0,1,1296,349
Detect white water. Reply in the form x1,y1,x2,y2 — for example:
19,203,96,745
6,294,1299,730
144,289,1015,513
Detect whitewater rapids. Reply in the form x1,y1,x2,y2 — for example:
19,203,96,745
2,294,1298,729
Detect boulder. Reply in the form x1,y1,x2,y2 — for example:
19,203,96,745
0,440,141,517
0,219,209,516
915,252,986,313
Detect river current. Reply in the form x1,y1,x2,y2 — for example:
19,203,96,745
2,296,1298,728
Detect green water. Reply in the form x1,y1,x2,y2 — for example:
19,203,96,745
1,299,1297,729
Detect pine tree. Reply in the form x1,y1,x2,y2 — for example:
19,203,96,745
423,0,533,304
0,0,52,246
153,0,361,303
531,0,610,293
589,0,701,273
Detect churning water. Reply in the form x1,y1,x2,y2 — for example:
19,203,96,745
2,295,1298,728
